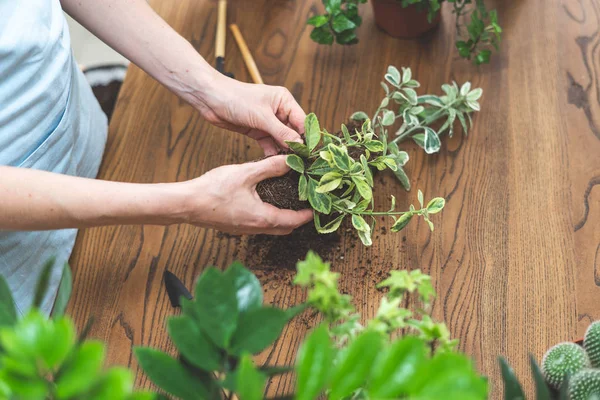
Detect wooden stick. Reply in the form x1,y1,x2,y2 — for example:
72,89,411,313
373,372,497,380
229,24,264,84
215,0,227,58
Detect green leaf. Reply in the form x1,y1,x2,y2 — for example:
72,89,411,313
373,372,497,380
314,213,345,234
364,140,385,152
307,178,332,214
331,14,356,33
336,30,358,45
33,257,55,309
351,176,372,201
298,174,308,201
286,154,305,173
499,357,525,400
310,26,334,45
229,307,293,355
403,88,418,105
530,355,552,400
401,67,412,84
381,110,396,126
391,213,413,232
410,352,488,399
324,0,341,13
316,172,343,193
328,143,352,170
87,367,134,400
40,316,76,370
412,133,425,148
167,316,222,371
357,229,373,246
194,267,238,348
55,340,105,399
52,263,72,318
305,113,321,153
295,325,334,400
475,49,492,65
134,347,209,400
417,189,424,208
351,215,370,233
393,165,411,191
0,275,16,327
285,141,310,158
426,197,445,214
467,88,483,102
330,331,383,400
224,261,263,313
350,111,369,121
385,66,401,86
368,337,428,398
457,111,468,135
307,15,328,28
236,355,265,400
360,155,373,187
424,127,441,154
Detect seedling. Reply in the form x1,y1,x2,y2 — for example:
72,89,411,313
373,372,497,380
285,113,445,246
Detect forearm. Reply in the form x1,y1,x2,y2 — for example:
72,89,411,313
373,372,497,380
0,167,188,231
60,0,219,104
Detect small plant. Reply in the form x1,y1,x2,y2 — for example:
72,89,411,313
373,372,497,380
0,261,153,400
584,322,600,368
308,0,502,64
136,251,488,399
542,343,590,390
351,65,482,162
285,112,445,245
569,369,600,400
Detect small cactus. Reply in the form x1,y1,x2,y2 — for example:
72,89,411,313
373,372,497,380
585,322,600,368
542,342,590,389
569,369,600,400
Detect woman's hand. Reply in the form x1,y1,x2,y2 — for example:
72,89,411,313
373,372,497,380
187,75,306,156
180,155,312,234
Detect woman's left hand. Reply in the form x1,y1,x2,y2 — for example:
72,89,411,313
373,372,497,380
186,74,307,155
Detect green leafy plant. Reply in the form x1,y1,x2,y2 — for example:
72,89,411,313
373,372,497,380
286,112,445,246
308,0,502,65
351,65,483,160
0,260,153,400
137,252,488,399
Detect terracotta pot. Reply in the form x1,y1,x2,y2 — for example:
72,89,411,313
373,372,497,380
371,0,441,39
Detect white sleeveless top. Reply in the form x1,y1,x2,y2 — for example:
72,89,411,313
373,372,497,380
0,0,108,314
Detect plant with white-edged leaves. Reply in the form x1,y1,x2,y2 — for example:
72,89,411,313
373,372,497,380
285,113,445,246
351,65,483,190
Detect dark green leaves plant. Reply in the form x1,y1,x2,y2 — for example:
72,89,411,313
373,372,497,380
286,112,445,246
308,0,502,64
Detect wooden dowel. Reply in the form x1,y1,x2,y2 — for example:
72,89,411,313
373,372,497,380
215,0,227,58
229,24,264,84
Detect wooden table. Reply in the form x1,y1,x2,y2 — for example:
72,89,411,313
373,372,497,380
67,0,600,397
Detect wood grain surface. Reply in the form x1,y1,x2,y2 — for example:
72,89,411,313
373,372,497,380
67,0,600,398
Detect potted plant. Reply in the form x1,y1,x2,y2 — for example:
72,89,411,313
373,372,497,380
307,0,502,64
500,322,600,399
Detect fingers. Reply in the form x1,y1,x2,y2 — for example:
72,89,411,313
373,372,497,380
256,206,313,235
247,155,290,182
256,136,279,156
263,114,303,149
277,87,306,135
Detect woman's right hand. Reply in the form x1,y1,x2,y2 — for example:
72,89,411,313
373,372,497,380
178,155,312,235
